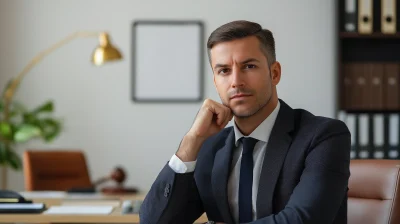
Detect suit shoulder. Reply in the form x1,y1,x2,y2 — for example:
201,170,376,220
293,109,350,145
294,109,348,131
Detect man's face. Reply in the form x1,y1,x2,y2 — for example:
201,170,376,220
211,36,274,118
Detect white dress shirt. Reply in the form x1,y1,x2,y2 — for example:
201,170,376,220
169,101,280,223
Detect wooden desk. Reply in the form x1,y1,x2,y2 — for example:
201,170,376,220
25,192,144,207
0,207,134,223
0,192,208,223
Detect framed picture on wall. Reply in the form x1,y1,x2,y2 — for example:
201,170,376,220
131,20,204,103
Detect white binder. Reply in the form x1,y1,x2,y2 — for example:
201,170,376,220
358,114,369,158
389,114,399,158
373,114,384,159
381,0,397,34
358,0,373,34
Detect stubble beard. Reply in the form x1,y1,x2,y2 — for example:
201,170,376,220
232,91,272,119
222,82,273,119
221,70,274,119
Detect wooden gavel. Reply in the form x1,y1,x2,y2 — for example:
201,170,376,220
93,166,126,187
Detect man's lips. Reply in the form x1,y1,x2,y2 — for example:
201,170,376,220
230,94,252,99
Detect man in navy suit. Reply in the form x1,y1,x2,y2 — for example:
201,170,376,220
140,20,350,224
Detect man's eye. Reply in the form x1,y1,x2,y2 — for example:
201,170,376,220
245,64,256,69
218,68,229,74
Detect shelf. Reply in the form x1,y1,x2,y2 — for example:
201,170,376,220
340,109,400,114
339,32,400,39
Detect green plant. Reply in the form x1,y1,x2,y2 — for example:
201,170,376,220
0,80,62,170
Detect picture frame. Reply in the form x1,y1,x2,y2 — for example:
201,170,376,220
131,20,204,103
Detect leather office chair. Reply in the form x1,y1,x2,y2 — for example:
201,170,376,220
348,159,400,224
23,150,93,191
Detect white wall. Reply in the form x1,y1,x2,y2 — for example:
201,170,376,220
0,0,336,192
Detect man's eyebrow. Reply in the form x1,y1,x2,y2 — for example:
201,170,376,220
213,58,261,70
214,63,229,70
240,58,260,64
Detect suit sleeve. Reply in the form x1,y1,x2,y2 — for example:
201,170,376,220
139,163,204,224
246,119,351,224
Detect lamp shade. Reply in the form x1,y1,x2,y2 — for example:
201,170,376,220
92,33,122,65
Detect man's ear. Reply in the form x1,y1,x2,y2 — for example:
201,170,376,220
271,61,281,85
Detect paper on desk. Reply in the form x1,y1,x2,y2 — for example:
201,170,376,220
0,203,45,209
20,191,66,198
66,193,106,200
61,199,121,207
44,205,113,215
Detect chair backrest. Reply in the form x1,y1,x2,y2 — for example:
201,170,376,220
348,159,400,224
23,150,92,191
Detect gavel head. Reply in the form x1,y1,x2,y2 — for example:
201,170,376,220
111,166,126,184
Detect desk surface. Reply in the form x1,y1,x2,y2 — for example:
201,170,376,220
0,192,208,223
0,207,137,223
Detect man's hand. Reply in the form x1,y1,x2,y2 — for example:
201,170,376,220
176,99,233,162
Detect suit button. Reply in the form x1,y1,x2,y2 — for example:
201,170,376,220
164,184,171,197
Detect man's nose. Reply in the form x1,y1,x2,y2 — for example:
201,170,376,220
231,67,245,88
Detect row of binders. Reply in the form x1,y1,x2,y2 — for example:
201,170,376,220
338,112,400,159
341,62,400,111
342,0,398,34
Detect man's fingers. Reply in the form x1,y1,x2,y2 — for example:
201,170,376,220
217,106,228,126
204,99,233,129
209,103,226,126
221,105,232,126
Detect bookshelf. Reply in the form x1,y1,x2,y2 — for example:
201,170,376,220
339,32,400,38
337,0,400,159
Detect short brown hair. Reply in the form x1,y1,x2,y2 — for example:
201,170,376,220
207,20,276,66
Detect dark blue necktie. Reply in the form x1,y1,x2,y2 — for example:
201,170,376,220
239,137,258,223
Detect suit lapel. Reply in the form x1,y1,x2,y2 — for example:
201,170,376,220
211,129,235,224
256,99,294,218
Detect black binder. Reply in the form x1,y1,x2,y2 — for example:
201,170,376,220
344,0,358,32
0,190,45,213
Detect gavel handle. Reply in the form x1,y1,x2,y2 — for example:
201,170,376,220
93,176,112,186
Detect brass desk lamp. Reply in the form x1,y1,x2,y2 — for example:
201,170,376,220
0,31,123,189
2,31,122,119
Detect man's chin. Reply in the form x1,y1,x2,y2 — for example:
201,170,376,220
232,108,257,118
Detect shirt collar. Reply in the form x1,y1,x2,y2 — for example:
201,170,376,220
233,101,281,146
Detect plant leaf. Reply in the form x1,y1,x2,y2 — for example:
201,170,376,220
32,101,54,114
0,143,6,164
14,124,41,143
6,147,21,170
0,122,12,139
22,112,35,124
0,144,21,170
10,101,27,114
39,118,62,142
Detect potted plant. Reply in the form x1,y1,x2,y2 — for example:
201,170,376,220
0,31,122,190
0,80,62,189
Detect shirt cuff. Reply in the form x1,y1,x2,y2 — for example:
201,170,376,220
168,154,197,173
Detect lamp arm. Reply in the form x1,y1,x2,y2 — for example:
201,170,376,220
2,31,100,121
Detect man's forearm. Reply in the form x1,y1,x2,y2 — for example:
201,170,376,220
176,134,205,162
139,163,203,224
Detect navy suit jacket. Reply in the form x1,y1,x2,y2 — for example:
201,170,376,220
140,99,351,224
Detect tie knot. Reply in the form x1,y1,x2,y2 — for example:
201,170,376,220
241,137,258,154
